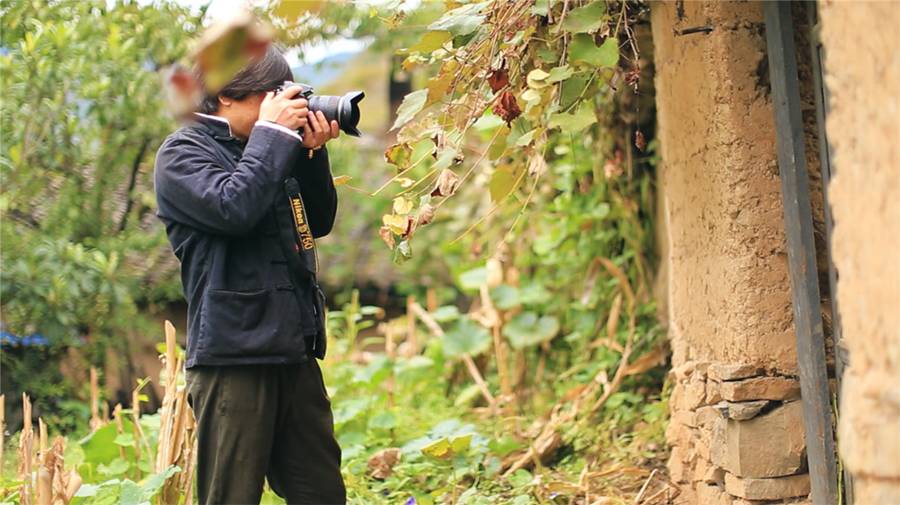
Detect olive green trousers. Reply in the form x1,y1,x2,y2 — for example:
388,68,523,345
185,358,346,505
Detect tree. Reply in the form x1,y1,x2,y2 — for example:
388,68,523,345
0,0,200,424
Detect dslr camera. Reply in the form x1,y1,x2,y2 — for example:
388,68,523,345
275,81,365,137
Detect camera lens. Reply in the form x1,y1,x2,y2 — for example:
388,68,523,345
308,91,365,137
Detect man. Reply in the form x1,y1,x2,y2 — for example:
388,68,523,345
153,45,346,504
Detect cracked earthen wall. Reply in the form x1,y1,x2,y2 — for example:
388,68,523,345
651,2,815,503
818,1,900,502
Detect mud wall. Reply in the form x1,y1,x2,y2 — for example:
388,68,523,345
651,1,812,503
817,2,900,502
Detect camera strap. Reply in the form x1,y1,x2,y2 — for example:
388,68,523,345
283,177,319,277
275,177,327,358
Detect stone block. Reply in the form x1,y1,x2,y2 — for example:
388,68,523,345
671,409,696,428
708,363,763,381
719,376,800,401
706,379,723,403
695,483,731,505
723,401,805,478
668,449,688,483
666,416,695,447
695,405,722,428
684,376,707,409
724,472,810,500
692,456,725,485
719,400,771,421
673,361,696,382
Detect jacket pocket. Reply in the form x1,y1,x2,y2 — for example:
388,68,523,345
201,287,305,358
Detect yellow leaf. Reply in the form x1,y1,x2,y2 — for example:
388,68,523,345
396,177,416,188
332,175,352,186
450,434,472,453
393,197,413,215
421,438,451,459
426,66,455,107
382,214,408,235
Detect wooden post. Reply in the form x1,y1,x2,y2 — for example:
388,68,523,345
764,3,839,503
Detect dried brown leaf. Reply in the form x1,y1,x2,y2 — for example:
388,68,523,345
431,169,461,197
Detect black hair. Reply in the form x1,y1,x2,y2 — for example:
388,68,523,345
198,44,294,114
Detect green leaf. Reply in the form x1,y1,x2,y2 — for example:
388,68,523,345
489,285,521,310
488,435,524,456
515,129,537,147
530,0,558,16
546,65,574,83
473,113,505,131
432,148,456,171
141,466,181,499
569,34,619,68
80,421,135,465
508,468,533,488
391,89,428,131
458,266,487,290
559,71,593,110
427,1,490,36
519,284,552,304
454,383,482,407
432,305,461,322
442,318,491,358
97,457,131,476
113,433,135,447
548,103,597,134
119,479,143,505
408,30,452,53
74,483,101,498
503,312,560,349
368,411,398,430
559,1,607,33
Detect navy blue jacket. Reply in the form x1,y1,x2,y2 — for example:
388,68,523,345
153,114,337,368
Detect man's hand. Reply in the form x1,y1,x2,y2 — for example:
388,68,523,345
301,110,340,149
259,85,308,131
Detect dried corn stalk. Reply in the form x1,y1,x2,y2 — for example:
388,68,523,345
17,396,81,505
154,320,197,505
18,394,34,505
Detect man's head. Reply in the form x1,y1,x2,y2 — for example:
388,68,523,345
199,44,293,139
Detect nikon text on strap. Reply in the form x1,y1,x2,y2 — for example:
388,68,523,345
275,177,328,358
284,178,319,277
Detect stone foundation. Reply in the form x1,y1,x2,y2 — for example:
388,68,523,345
667,361,810,504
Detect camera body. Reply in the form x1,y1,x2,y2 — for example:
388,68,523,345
275,81,364,137
275,81,315,99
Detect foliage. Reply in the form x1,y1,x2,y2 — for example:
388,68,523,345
0,0,200,424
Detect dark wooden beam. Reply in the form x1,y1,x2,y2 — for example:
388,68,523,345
763,2,839,504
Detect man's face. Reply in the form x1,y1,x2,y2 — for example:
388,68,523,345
219,92,266,140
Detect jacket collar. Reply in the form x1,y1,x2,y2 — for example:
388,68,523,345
190,112,235,140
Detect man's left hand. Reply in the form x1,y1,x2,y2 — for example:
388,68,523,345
302,110,340,149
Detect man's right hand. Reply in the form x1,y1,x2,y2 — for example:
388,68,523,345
259,85,309,131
